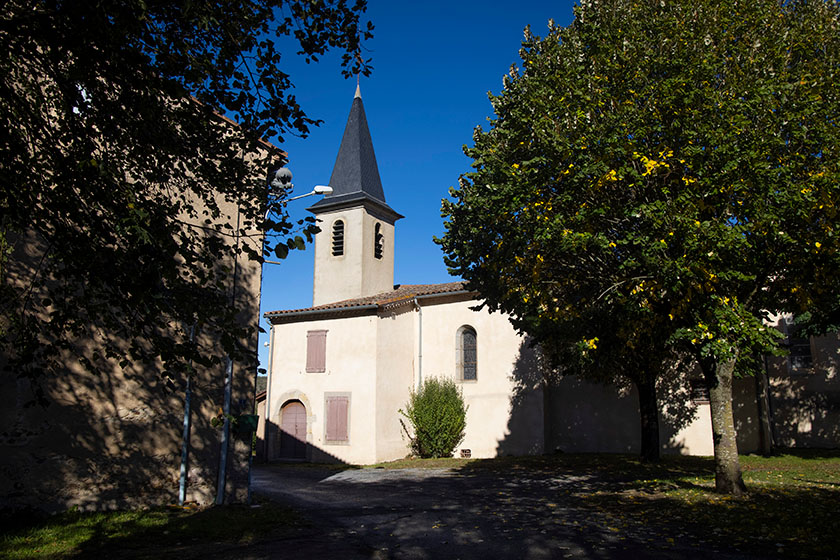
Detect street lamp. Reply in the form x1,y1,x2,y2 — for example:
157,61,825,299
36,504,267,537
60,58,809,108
288,184,333,201
263,168,332,266
215,166,331,505
270,167,333,201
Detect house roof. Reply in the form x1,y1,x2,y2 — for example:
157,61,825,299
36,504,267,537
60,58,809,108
306,85,402,223
264,281,472,323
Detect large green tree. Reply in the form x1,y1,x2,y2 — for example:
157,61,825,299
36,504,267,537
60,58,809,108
1,1,371,390
439,0,840,494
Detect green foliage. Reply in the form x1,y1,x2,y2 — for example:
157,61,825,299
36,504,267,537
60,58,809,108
437,0,840,492
0,1,372,393
439,0,840,369
400,377,467,459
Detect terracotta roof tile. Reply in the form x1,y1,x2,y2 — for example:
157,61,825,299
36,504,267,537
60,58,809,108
264,281,470,320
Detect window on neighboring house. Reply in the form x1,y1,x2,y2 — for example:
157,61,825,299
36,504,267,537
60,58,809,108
374,222,383,259
689,378,710,405
325,393,350,444
457,325,477,381
332,220,345,256
784,316,814,373
306,330,327,373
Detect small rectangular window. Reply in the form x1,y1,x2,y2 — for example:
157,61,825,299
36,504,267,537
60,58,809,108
325,394,349,444
689,379,710,405
306,330,327,373
784,317,813,373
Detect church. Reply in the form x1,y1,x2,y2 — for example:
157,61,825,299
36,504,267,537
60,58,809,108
260,87,840,465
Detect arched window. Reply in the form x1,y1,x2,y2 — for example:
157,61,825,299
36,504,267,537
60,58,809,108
457,325,477,381
374,223,383,259
331,220,344,256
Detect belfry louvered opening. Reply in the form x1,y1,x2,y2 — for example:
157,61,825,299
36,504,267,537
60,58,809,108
332,220,345,256
374,223,383,259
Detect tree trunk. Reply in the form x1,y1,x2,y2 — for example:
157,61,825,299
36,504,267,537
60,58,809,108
704,358,747,495
754,358,774,456
637,377,660,462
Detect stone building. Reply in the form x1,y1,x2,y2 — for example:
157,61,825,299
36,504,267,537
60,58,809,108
260,87,840,466
0,111,275,511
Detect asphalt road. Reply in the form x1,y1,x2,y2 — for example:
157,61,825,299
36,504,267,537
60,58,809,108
250,464,765,560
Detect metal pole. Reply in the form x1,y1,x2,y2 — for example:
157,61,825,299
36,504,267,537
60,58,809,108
216,355,233,505
178,323,196,506
216,203,241,505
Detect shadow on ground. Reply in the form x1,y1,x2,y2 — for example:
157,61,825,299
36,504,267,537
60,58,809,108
250,455,839,559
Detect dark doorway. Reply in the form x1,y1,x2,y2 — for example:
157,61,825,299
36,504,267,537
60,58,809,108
278,401,307,460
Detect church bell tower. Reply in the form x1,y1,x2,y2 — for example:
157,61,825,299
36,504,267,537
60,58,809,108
308,85,403,306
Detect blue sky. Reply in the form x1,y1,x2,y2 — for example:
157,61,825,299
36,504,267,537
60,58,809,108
257,1,577,368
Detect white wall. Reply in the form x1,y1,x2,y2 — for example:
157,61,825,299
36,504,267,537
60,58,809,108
416,297,544,458
312,206,395,306
266,293,816,465
374,306,416,461
269,314,380,464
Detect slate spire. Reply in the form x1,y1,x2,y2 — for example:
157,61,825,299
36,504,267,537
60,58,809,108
307,86,402,222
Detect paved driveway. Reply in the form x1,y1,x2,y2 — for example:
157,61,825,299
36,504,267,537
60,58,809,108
251,464,760,560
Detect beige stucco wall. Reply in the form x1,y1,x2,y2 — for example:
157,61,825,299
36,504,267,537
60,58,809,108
255,398,266,462
312,206,396,306
268,314,382,464
374,306,416,461
1,194,262,511
267,295,545,465
266,297,840,467
545,365,763,457
414,297,544,459
766,330,840,449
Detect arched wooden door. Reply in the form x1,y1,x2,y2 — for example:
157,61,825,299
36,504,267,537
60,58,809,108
278,401,307,460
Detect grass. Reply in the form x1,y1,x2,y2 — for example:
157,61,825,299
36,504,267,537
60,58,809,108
475,450,839,559
365,456,475,470
4,451,838,559
0,500,301,559
368,450,840,558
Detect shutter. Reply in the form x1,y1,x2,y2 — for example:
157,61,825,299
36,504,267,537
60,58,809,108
306,330,327,372
374,223,383,259
332,221,344,256
326,396,349,443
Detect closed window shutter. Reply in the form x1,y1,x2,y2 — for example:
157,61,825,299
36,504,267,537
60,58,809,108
306,330,327,372
326,396,349,443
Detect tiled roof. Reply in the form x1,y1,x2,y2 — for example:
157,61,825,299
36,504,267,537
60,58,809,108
264,281,471,321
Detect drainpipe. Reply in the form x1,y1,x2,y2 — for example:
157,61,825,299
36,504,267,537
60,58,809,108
216,204,241,505
178,322,196,506
413,297,423,390
264,324,275,460
216,356,234,505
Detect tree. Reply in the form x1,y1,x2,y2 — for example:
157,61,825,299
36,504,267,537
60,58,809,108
1,1,372,390
438,0,840,494
400,377,467,459
537,300,679,463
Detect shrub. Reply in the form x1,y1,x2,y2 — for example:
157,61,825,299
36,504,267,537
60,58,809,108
400,377,467,458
